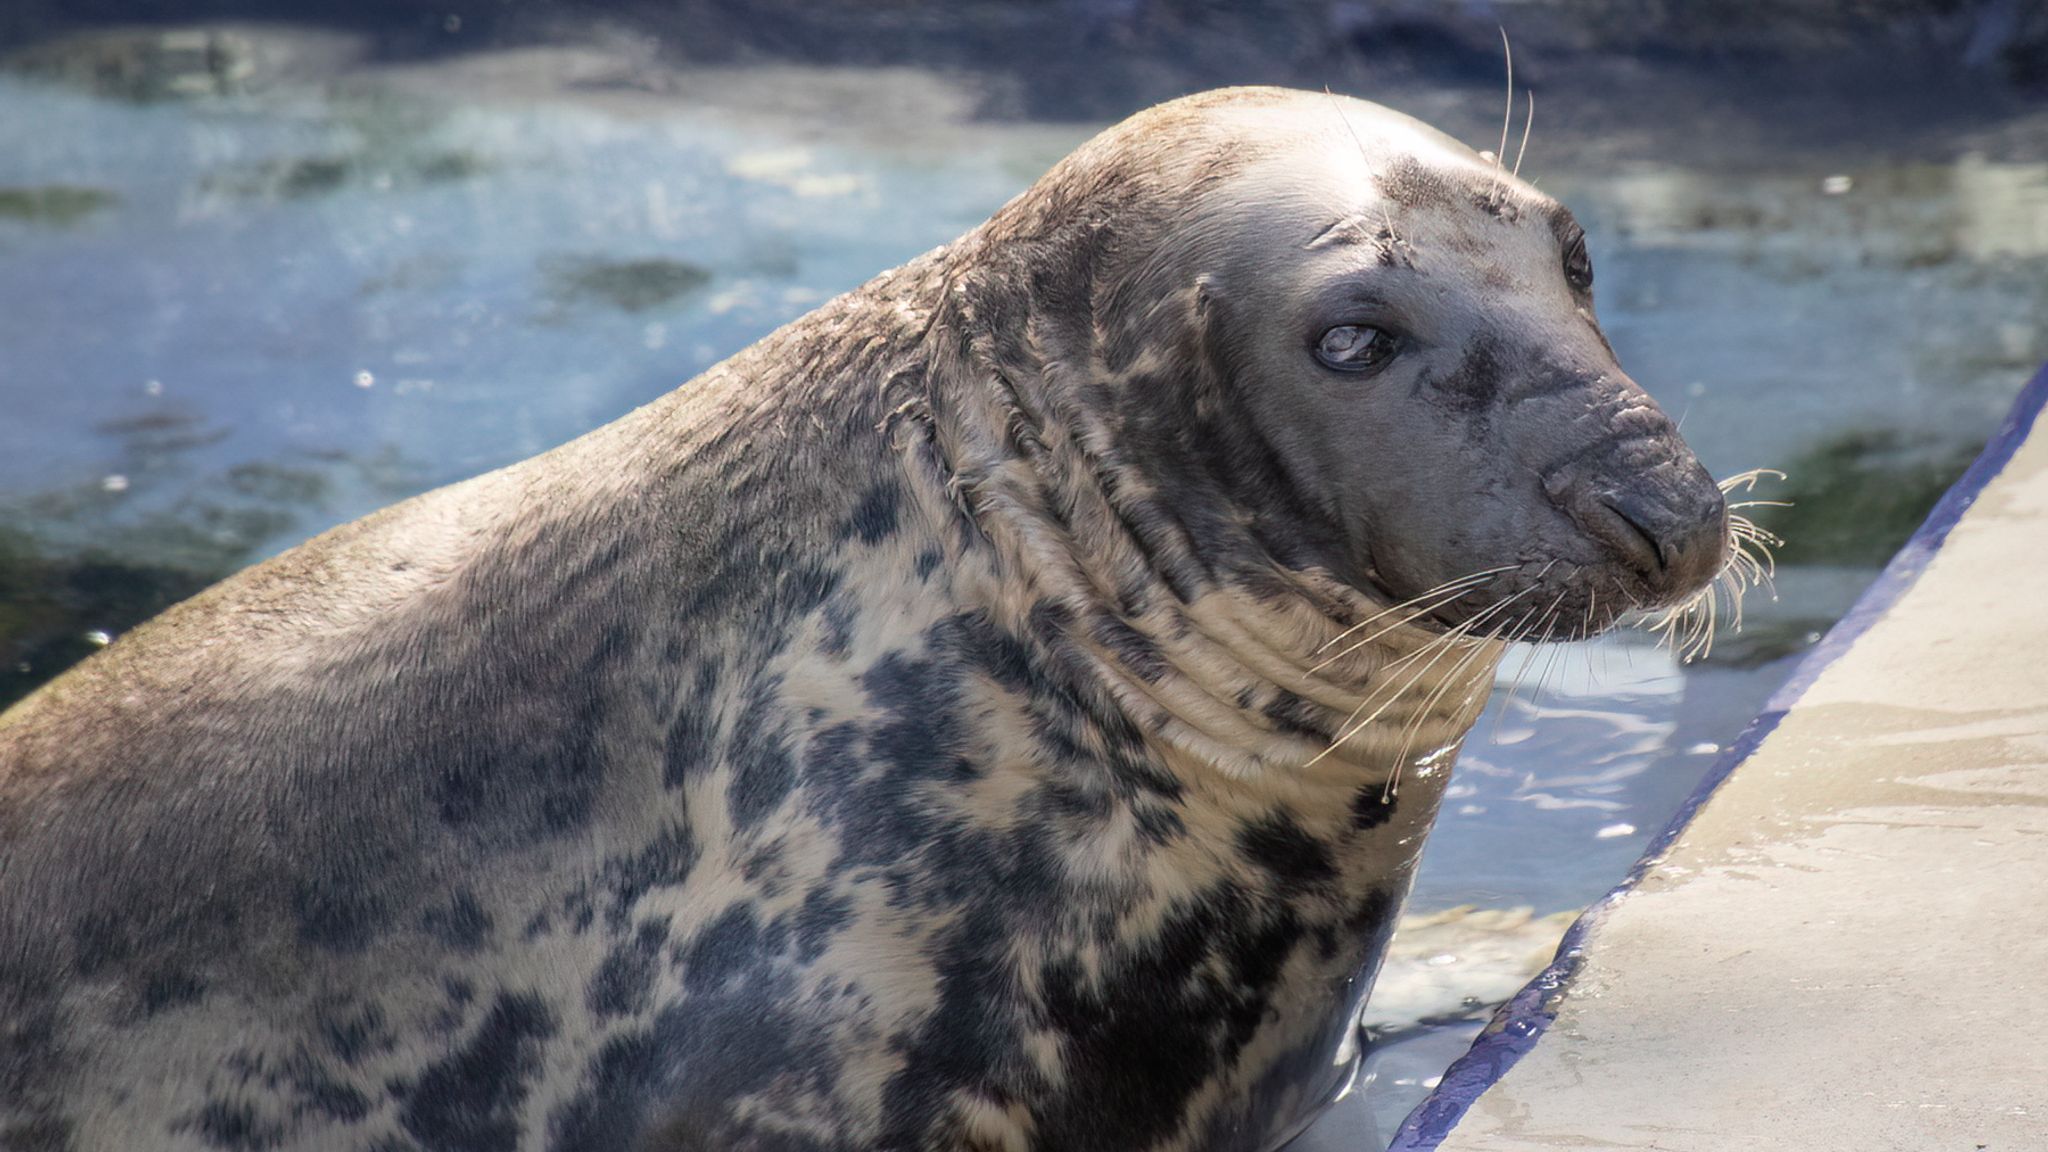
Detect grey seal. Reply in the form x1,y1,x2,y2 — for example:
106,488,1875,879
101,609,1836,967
0,87,1729,1152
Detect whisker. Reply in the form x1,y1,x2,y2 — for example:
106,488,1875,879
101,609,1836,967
1313,565,1516,654
1720,566,1747,635
1391,620,1507,794
1308,582,1504,674
1526,639,1567,715
1320,579,1548,766
1511,90,1535,179
1316,578,1545,768
1458,602,1540,746
1635,469,1788,662
1494,27,1514,175
1327,86,1401,241
1308,617,1484,770
1487,642,1539,745
1487,587,1570,742
1588,592,1610,685
1717,467,1787,494
1729,516,1785,549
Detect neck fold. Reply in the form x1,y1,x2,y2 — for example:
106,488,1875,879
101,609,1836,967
904,230,1502,808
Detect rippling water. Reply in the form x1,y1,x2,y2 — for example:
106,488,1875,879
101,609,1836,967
1,29,2044,1147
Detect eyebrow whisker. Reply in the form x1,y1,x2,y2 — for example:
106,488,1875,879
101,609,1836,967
1494,27,1514,176
1512,90,1535,179
1327,85,1401,241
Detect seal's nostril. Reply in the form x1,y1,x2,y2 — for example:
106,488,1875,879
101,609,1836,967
1603,497,1670,572
1586,479,1729,602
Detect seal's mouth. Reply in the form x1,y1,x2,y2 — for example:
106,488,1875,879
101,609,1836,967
1343,559,1609,646
1375,469,1782,657
1414,564,1646,643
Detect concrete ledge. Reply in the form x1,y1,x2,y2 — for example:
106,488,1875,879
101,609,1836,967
1390,361,2048,1152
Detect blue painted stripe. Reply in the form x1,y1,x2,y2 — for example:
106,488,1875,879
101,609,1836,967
1384,358,2048,1152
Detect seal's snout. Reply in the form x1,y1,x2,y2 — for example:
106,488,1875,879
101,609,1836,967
1548,454,1729,606
1600,477,1728,596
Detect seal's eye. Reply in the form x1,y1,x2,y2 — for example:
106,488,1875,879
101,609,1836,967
1564,235,1594,291
1315,325,1399,373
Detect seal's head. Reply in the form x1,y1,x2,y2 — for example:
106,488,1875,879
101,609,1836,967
970,87,1730,643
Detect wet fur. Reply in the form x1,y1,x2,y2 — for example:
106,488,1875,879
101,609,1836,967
0,88,1718,1152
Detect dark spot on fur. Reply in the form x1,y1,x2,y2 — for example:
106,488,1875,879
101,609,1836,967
1031,685,1182,804
740,842,785,887
1351,784,1395,831
931,611,1034,693
318,1002,392,1066
141,969,206,1014
876,903,1022,1145
914,547,943,580
839,481,903,545
1092,615,1167,683
398,992,556,1152
854,650,976,788
1429,336,1506,414
1377,156,1456,211
1133,801,1187,842
1260,690,1327,741
1319,884,1401,963
187,1100,284,1151
1024,597,1074,647
564,823,699,932
946,886,1301,1151
934,605,1181,807
680,904,760,994
69,915,129,977
425,615,630,842
727,676,797,830
422,892,494,954
1470,183,1524,222
588,918,669,1020
673,536,843,657
790,886,854,964
284,1054,372,1122
548,971,841,1151
545,1032,660,1152
803,721,863,800
428,976,477,1037
1345,886,1397,935
662,663,722,789
0,1117,74,1152
291,880,388,954
819,592,860,658
763,564,844,657
1034,777,1111,824
1237,814,1337,894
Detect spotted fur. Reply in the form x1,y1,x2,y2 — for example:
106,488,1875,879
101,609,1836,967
0,88,1726,1152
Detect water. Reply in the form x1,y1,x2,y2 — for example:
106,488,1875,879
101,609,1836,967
1,19,2045,1148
